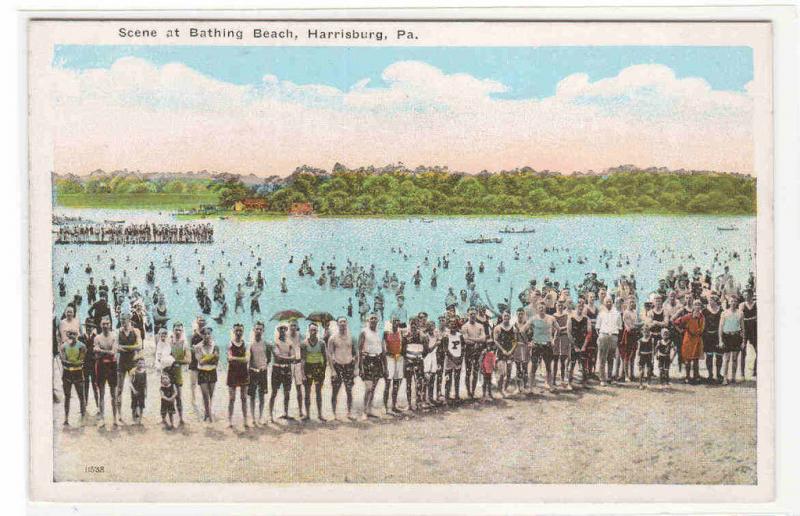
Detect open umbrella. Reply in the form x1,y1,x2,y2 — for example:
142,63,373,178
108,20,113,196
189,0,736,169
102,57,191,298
306,311,334,324
270,309,305,321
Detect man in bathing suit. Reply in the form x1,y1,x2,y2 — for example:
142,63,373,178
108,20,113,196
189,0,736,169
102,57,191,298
358,314,383,419
327,317,357,420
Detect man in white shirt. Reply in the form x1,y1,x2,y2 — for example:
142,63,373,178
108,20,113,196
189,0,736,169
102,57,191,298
595,296,622,386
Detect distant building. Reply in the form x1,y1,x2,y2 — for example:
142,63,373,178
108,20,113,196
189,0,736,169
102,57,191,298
289,202,314,216
233,198,269,211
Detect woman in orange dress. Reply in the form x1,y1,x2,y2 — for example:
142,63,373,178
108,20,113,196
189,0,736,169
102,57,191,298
673,299,705,384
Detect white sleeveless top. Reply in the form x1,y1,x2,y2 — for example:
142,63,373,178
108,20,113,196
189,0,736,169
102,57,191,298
362,328,382,354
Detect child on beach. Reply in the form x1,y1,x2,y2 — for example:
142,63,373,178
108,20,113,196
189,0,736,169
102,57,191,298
637,326,656,389
481,343,497,400
160,373,177,429
656,329,674,388
129,357,147,425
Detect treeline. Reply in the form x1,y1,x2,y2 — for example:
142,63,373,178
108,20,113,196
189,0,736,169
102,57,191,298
55,176,213,195
54,167,757,215
264,169,756,215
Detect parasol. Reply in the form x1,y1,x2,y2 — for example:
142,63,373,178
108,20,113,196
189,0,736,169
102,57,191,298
306,311,334,324
270,309,305,321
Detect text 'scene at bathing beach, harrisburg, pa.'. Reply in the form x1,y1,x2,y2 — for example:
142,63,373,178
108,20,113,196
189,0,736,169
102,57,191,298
118,26,419,42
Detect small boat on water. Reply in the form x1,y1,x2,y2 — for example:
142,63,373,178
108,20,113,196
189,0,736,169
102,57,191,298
717,225,739,231
104,219,125,224
421,218,433,223
465,236,503,244
499,226,535,234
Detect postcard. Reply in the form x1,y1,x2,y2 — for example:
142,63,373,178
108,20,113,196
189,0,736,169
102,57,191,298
27,12,774,504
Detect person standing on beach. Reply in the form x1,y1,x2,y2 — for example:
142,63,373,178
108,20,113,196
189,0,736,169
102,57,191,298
167,322,190,426
492,311,517,396
618,298,641,383
403,318,428,411
301,323,326,421
720,297,745,384
382,317,404,414
358,314,383,418
551,301,572,389
327,318,357,420
530,302,555,391
595,296,622,386
59,329,86,426
567,298,589,388
513,308,532,392
248,321,270,426
129,357,147,425
461,308,487,399
584,292,599,379
195,327,219,423
93,316,118,427
656,328,674,388
637,326,656,388
226,323,250,428
269,324,297,422
672,299,705,384
422,321,439,405
443,319,466,403
115,313,141,423
740,290,757,378
664,291,684,371
288,322,306,419
702,296,723,384
188,316,207,414
80,318,100,415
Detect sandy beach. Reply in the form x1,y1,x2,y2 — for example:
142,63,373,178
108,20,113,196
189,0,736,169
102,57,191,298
53,353,756,485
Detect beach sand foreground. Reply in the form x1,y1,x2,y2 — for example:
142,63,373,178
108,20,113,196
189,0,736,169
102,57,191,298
53,354,756,485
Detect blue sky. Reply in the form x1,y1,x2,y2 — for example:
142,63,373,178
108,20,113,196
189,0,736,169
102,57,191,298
53,45,753,99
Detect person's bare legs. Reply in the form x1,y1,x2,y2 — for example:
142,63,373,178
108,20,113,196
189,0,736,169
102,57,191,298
200,383,212,421
344,383,354,418
240,388,248,427
362,380,376,417
190,370,199,412
295,383,304,419
227,387,236,427
314,383,324,420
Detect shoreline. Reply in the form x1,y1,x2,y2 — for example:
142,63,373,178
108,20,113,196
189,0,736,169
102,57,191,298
57,205,756,221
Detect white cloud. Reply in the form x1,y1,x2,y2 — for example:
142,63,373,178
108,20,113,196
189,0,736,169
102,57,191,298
50,57,754,175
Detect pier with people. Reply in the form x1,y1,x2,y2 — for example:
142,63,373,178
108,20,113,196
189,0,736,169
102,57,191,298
54,222,214,245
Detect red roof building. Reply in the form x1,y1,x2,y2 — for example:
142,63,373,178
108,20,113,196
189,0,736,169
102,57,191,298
289,202,314,215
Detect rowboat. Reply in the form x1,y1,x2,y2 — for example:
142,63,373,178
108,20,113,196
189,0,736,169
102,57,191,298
465,236,502,244
499,227,535,234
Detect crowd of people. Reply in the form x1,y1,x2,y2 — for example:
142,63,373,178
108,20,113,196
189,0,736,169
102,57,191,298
55,222,213,244
54,263,757,429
